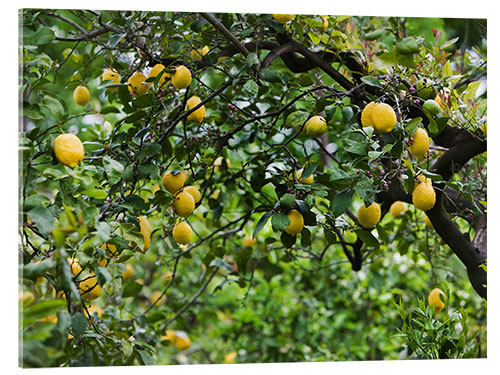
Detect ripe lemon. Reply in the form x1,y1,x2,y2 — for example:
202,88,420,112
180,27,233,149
148,63,170,88
138,216,152,251
97,257,107,267
272,14,294,24
191,45,209,60
127,72,149,95
214,157,232,171
184,185,201,203
67,257,83,276
409,127,429,158
80,274,102,300
150,290,167,305
171,65,192,89
305,115,327,138
224,351,237,364
84,304,103,319
161,330,177,345
285,209,304,236
186,96,206,123
425,215,433,229
372,103,397,133
416,174,432,185
320,17,329,31
172,222,193,244
162,170,187,194
428,287,445,313
40,314,58,324
174,191,195,218
53,133,85,168
73,85,90,106
101,68,120,89
296,168,314,184
174,331,191,351
122,263,134,281
412,182,436,211
102,243,117,258
243,237,257,247
361,101,377,127
390,201,408,217
357,202,381,228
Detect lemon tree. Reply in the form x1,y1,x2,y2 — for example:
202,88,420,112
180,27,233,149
19,9,487,367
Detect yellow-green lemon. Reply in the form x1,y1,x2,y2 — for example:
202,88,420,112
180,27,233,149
428,288,445,313
285,209,304,236
73,85,90,106
174,191,195,218
162,170,187,194
186,96,206,123
305,115,327,138
296,168,314,184
357,202,381,228
412,182,436,211
184,185,201,203
128,72,149,95
390,201,408,217
53,133,85,168
243,237,257,247
171,65,192,89
272,14,294,24
172,222,193,245
409,127,430,158
372,103,397,133
361,101,377,127
148,63,170,88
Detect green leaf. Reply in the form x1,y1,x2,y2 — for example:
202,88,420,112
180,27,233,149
81,188,108,199
71,312,88,339
332,189,353,217
253,211,272,239
271,212,291,231
280,231,296,248
95,220,111,242
243,80,259,96
132,92,154,108
23,299,66,326
396,37,420,55
43,95,65,119
301,161,318,180
102,156,124,185
24,26,55,45
21,259,54,281
355,229,380,248
279,193,295,210
360,76,383,88
405,117,422,134
137,349,155,365
364,29,384,40
121,281,143,298
95,266,112,286
27,206,54,237
286,110,309,128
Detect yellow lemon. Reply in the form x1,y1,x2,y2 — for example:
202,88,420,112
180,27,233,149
20,291,35,306
425,215,434,229
150,290,167,305
390,201,408,217
428,287,445,313
320,17,329,31
409,127,430,158
171,65,192,89
272,14,294,24
243,237,257,247
186,96,206,123
40,314,58,324
296,168,314,184
184,186,201,203
372,103,397,133
127,72,149,95
84,304,103,319
412,182,436,211
162,170,187,194
122,263,134,281
97,257,107,267
162,271,174,283
67,257,83,276
102,243,117,258
138,216,152,251
161,329,177,345
174,191,195,218
214,157,232,171
191,45,209,60
53,133,85,168
172,222,193,244
101,68,120,89
305,115,327,138
285,209,304,236
361,101,377,127
73,85,90,106
80,274,102,300
148,63,170,88
416,174,432,185
224,351,237,364
357,202,381,229
174,331,191,351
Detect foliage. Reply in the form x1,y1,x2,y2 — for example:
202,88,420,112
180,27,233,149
19,9,487,367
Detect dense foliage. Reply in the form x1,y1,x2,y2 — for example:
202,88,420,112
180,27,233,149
19,10,487,367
